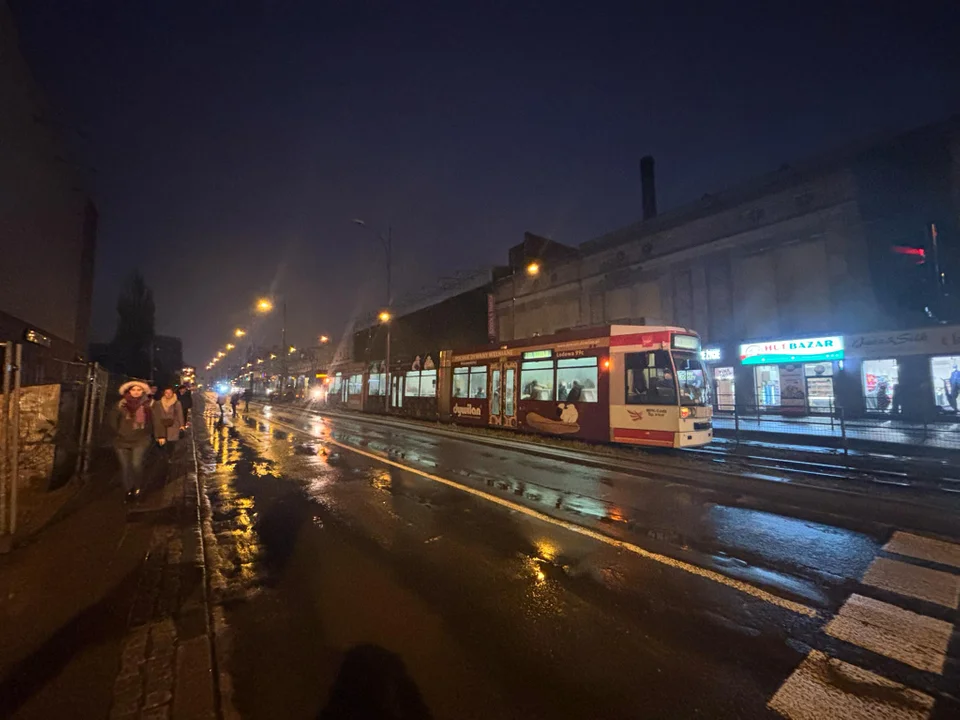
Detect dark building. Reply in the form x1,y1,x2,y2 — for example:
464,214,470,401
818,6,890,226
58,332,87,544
1,1,97,383
352,280,502,367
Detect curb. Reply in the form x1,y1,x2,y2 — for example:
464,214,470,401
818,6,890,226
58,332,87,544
189,406,240,720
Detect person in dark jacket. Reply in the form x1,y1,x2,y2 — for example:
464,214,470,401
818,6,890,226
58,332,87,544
153,387,185,472
230,392,240,416
178,385,194,425
112,380,154,502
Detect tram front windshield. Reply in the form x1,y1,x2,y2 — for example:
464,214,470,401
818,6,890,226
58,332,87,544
672,350,708,406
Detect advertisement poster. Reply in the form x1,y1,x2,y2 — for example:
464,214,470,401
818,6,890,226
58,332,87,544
779,364,806,413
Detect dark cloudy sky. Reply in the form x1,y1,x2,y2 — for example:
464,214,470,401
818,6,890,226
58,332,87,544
10,0,960,370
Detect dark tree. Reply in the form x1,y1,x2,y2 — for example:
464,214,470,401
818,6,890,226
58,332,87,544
111,271,155,379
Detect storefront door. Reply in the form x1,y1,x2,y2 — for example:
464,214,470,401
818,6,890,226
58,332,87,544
804,362,834,413
930,355,960,413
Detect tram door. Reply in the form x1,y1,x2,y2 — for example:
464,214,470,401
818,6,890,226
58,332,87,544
488,360,518,428
390,374,403,410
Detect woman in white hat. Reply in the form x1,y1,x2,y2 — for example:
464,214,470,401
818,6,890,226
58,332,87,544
111,380,154,501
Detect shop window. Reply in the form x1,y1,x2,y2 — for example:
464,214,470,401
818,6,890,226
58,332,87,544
348,374,363,396
557,357,598,403
405,369,437,398
863,359,899,413
368,373,386,396
930,356,960,412
521,360,554,400
712,367,736,411
625,351,677,405
755,365,781,408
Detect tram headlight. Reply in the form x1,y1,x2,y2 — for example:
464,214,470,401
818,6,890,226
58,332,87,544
680,407,691,419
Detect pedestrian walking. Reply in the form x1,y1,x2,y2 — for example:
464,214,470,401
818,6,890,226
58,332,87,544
216,392,227,418
111,380,154,502
153,386,185,475
230,392,240,416
148,384,159,405
243,388,250,412
178,384,194,425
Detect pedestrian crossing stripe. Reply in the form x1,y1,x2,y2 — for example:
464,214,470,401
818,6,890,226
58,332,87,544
770,531,960,719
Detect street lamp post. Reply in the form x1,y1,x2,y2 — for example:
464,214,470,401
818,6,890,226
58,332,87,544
353,220,393,404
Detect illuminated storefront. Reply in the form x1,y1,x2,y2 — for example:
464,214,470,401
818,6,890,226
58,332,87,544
738,335,844,414
846,325,960,417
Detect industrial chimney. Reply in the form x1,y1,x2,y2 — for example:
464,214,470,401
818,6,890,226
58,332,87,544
640,155,657,221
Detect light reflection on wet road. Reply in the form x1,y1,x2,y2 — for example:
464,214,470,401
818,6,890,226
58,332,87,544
196,401,957,719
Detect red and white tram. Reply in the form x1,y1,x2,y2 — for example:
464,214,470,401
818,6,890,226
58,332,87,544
442,325,712,448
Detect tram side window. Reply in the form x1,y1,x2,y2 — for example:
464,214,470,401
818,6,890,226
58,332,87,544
331,374,342,394
405,370,437,397
469,367,487,398
368,373,386,396
557,357,598,403
348,374,363,396
453,368,468,398
521,360,554,400
625,351,677,405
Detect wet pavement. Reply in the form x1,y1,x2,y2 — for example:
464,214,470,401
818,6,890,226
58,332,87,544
196,400,960,720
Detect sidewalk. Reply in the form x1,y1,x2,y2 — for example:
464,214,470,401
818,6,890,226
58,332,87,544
712,412,960,453
0,431,218,719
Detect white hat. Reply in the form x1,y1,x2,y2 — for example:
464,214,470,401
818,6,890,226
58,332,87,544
118,380,151,395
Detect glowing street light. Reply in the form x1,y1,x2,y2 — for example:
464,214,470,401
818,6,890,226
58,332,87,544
256,298,274,313
378,311,391,323
226,343,235,350
526,261,540,276
217,351,225,358
235,328,246,337
288,346,297,354
319,335,329,343
257,358,264,364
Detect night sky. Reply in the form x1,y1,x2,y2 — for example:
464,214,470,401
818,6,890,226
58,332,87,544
10,0,960,368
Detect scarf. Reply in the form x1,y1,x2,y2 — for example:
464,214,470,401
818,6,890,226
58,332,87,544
160,394,178,411
121,393,151,430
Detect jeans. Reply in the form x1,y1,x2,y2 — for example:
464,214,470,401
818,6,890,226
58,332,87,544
116,444,149,491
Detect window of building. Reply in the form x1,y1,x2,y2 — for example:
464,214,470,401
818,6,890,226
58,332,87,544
625,351,676,405
931,356,960,411
521,360,554,400
862,359,898,413
405,369,437,398
754,365,782,408
368,373,386,396
557,357,598,403
348,374,363,396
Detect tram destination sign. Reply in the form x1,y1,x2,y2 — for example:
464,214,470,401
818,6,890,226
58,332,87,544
739,336,843,365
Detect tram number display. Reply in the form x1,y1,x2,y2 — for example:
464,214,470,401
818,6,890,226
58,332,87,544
672,334,701,351
522,350,553,360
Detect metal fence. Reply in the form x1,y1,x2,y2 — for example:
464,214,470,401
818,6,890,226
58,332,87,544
712,402,960,452
1,341,113,540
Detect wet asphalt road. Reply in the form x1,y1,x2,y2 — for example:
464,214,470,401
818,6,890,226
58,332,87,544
196,400,960,720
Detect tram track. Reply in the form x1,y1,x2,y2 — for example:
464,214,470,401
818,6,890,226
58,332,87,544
242,400,960,536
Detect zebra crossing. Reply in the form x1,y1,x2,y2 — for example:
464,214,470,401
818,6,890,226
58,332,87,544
769,530,960,719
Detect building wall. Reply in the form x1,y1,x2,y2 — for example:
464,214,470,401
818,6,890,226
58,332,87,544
0,1,95,357
494,164,884,346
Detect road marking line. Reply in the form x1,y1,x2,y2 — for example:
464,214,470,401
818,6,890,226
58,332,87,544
257,413,818,617
884,531,960,569
824,594,951,674
861,557,960,609
768,649,934,720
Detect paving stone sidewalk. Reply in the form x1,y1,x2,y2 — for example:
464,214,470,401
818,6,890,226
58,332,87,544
0,428,220,719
